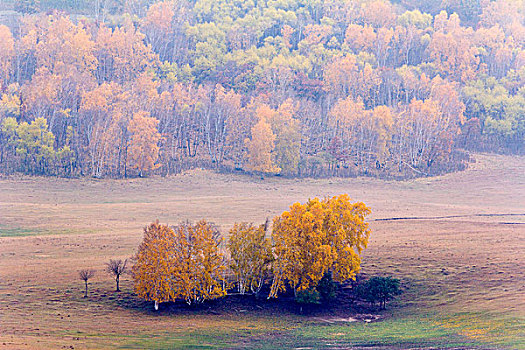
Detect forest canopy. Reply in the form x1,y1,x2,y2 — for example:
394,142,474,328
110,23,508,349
0,0,523,178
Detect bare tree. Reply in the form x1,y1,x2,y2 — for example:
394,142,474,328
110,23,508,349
105,259,128,292
79,269,96,298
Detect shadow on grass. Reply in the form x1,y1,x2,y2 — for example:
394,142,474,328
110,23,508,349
66,280,522,350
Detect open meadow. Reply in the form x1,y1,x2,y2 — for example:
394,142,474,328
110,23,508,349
0,153,524,349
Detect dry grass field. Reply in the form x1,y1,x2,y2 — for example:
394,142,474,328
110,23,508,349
0,153,524,349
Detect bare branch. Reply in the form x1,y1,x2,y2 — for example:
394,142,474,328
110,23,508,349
79,269,95,281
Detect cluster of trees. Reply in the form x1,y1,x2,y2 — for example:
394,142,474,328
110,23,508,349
132,194,374,308
0,0,523,178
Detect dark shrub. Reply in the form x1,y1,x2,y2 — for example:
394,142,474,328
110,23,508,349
358,276,402,309
317,273,337,303
295,289,320,305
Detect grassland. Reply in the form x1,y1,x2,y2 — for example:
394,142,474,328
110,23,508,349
0,153,524,349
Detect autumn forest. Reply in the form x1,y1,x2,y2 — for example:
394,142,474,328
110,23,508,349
0,0,523,178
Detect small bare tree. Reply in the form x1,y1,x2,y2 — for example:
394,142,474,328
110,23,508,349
105,259,128,292
79,269,95,298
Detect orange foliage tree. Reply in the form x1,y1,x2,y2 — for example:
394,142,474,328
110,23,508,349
244,108,280,174
132,221,179,310
127,111,162,176
0,25,14,88
80,82,127,177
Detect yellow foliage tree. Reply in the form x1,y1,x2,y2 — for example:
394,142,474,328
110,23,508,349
244,112,280,174
127,111,162,176
228,222,273,295
368,105,394,165
132,220,226,309
174,220,227,305
0,85,21,118
273,99,301,176
270,194,371,298
323,194,371,282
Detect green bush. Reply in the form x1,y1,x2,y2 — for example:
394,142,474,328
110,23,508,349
295,289,320,305
294,273,337,305
358,276,402,309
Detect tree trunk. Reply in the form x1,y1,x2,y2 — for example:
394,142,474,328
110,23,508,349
154,300,159,311
116,275,120,292
84,281,88,298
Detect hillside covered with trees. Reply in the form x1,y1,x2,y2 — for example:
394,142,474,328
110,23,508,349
0,0,523,178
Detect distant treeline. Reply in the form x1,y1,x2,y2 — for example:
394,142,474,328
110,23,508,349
0,0,523,178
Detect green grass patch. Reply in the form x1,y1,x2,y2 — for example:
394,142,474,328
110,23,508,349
294,312,524,349
0,226,46,237
53,312,524,349
57,329,274,350
296,315,474,348
437,312,525,349
118,331,235,349
0,225,94,237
